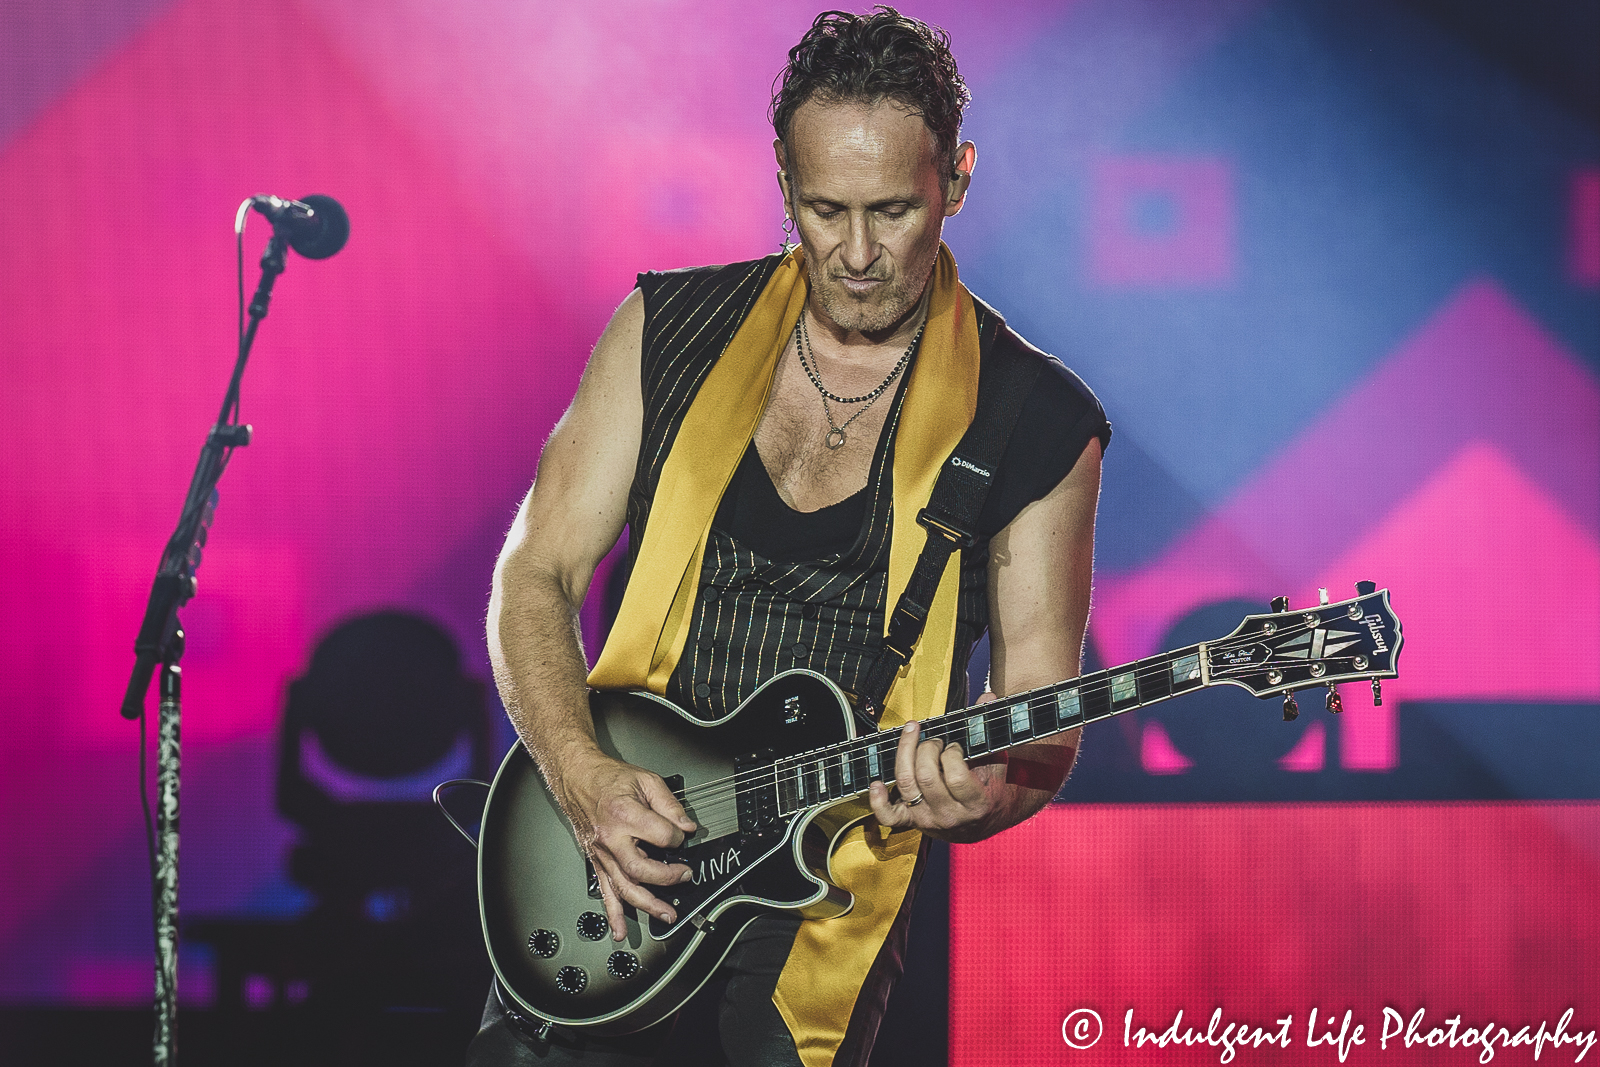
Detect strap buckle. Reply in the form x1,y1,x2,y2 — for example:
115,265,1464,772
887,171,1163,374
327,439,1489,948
916,508,977,549
884,601,928,657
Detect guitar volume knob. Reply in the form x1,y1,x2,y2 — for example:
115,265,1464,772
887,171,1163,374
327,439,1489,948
577,912,609,941
554,967,588,995
527,929,560,958
607,951,641,980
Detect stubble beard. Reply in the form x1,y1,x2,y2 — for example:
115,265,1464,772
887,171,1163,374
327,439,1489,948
806,244,939,338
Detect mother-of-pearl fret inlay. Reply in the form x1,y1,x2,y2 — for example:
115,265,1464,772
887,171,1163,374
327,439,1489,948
1010,702,1030,736
1057,689,1081,725
761,592,1398,823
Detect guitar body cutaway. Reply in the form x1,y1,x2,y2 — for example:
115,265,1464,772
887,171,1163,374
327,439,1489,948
478,670,864,1034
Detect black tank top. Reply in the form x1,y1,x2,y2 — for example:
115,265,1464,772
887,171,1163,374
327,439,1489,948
627,254,1110,718
713,352,1110,564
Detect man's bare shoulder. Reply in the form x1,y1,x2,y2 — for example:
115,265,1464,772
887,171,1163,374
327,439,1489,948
633,254,788,324
638,254,784,281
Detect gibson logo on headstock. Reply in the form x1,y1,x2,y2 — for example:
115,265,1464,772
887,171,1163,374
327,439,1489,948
1363,614,1389,654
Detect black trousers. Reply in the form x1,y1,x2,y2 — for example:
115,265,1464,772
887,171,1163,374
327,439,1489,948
465,915,806,1067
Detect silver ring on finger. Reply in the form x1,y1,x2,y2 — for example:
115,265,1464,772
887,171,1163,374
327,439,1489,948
903,791,925,807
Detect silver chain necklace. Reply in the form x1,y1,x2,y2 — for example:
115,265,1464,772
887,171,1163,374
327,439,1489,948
795,309,925,450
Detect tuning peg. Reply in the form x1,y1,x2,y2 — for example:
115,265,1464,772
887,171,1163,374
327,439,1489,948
1282,691,1299,721
1325,684,1343,714
1272,596,1289,612
1356,580,1376,596
1371,678,1383,706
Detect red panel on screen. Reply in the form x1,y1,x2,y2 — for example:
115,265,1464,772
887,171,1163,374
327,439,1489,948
951,804,1600,1065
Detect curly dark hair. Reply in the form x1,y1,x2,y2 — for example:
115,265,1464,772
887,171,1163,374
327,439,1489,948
770,7,970,182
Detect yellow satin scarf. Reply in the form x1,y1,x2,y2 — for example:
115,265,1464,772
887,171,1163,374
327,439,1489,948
589,244,980,1066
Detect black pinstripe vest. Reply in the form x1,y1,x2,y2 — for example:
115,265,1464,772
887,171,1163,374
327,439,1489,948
629,254,992,721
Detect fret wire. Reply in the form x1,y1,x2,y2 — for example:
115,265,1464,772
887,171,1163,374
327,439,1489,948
770,645,1206,812
749,615,1359,815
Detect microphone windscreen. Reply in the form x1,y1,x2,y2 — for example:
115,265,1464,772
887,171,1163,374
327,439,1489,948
289,195,350,260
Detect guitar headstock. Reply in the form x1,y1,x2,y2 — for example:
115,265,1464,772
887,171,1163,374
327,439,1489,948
1205,583,1402,707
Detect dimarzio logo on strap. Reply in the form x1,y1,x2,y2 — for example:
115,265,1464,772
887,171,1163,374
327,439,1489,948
950,456,991,478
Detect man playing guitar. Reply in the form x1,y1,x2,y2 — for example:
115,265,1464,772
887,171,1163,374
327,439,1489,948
475,8,1108,1064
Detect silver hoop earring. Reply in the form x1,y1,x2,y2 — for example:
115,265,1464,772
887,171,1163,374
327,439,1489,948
780,215,796,254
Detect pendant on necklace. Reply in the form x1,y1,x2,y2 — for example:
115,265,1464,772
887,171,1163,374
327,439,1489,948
825,428,847,450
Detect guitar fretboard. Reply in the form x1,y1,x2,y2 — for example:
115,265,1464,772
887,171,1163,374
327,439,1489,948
772,644,1208,816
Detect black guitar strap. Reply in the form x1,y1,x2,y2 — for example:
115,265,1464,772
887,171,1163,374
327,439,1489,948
856,303,1043,724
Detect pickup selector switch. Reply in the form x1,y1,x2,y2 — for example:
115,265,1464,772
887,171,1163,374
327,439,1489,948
577,912,609,941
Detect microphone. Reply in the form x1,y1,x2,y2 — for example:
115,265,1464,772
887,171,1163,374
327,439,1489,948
249,194,350,259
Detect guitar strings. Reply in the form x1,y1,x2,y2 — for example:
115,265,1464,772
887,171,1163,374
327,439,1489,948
672,639,1381,837
678,654,1367,824
675,650,1385,837
670,614,1356,815
667,613,1366,819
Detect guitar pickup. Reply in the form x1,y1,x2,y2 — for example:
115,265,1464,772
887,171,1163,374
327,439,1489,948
734,749,778,832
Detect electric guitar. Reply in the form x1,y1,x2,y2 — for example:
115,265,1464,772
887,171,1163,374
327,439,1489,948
476,585,1402,1035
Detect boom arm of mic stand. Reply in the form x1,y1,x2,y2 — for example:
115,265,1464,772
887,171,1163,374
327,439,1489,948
119,233,286,719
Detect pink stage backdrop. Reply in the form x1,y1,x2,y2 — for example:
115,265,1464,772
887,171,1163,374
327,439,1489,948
2,0,1597,1052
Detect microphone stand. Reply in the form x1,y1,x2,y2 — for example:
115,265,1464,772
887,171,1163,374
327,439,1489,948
121,228,290,1067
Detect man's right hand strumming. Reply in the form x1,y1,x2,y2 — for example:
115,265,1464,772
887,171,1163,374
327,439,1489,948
547,746,698,941
485,288,666,941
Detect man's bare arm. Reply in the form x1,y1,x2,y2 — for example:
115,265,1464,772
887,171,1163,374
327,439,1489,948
867,436,1102,841
487,289,695,940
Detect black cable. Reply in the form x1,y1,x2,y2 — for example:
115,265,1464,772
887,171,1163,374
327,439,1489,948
140,706,158,966
233,214,246,424
237,216,245,350
136,203,248,997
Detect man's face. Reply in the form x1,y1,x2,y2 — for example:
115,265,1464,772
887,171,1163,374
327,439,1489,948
779,98,965,337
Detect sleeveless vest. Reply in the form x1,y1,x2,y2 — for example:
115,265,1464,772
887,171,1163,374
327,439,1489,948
612,251,1097,1067
628,255,994,720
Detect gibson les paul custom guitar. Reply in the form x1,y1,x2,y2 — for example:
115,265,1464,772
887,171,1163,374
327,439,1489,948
476,585,1403,1035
